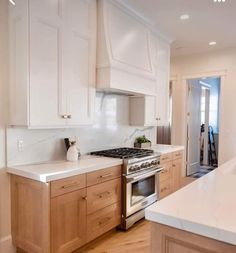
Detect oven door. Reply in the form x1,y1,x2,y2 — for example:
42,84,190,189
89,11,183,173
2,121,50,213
124,168,161,217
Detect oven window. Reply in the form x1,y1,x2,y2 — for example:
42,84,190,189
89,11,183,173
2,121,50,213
131,175,155,206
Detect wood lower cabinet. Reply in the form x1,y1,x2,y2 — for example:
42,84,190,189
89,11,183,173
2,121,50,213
87,203,121,242
51,189,87,253
87,178,121,214
151,222,236,253
11,165,122,253
159,151,183,199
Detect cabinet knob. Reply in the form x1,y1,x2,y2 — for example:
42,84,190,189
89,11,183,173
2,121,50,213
61,114,72,119
82,196,87,200
156,117,161,121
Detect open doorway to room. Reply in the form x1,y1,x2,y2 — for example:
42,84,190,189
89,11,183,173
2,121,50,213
186,77,221,178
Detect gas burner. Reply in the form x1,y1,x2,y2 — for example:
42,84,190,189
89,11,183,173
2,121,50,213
91,147,154,159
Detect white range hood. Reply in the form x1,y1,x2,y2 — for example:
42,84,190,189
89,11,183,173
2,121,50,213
96,0,157,96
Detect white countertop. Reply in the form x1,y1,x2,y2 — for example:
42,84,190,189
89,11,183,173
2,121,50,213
7,155,122,182
7,144,183,183
151,144,184,155
145,157,236,246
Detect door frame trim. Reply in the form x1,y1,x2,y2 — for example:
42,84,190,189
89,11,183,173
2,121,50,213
171,70,226,177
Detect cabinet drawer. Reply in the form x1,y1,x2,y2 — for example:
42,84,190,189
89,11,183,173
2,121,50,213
87,203,121,242
87,165,121,186
51,174,86,198
87,178,121,214
173,150,183,160
159,179,172,199
159,162,172,182
160,153,172,164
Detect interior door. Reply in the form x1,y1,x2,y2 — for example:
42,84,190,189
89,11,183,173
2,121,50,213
186,80,201,176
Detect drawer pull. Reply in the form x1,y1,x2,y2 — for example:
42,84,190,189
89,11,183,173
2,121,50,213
162,157,168,161
97,191,111,198
82,196,87,200
99,173,113,179
173,164,176,167
161,187,168,192
161,169,168,174
98,217,111,226
61,182,79,189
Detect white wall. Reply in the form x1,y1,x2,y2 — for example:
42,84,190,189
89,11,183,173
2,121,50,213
0,1,15,252
171,48,236,166
7,93,156,166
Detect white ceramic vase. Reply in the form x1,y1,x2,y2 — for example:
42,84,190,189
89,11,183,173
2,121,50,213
66,143,79,161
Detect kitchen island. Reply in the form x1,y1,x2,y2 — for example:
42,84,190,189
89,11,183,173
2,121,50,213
145,157,236,253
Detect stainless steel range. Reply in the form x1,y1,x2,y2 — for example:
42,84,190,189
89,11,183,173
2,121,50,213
91,148,162,229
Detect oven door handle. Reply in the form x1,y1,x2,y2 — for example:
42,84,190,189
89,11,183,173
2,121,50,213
125,167,163,183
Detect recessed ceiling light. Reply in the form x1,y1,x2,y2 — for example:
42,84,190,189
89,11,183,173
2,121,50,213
9,0,16,5
180,14,190,20
213,0,226,2
209,41,217,46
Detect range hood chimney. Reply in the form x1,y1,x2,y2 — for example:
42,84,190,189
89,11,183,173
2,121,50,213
96,0,157,96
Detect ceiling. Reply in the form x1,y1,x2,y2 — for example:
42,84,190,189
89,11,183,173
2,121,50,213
117,0,236,56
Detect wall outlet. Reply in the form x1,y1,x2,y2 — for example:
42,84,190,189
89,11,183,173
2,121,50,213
17,140,24,152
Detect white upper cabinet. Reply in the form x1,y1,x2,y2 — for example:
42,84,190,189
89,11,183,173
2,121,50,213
129,35,170,127
152,35,170,126
130,96,157,127
97,0,157,95
9,0,96,128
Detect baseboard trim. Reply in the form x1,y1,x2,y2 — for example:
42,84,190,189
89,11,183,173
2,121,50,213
0,235,15,253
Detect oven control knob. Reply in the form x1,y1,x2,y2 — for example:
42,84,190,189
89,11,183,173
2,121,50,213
129,166,135,172
152,160,158,165
151,160,157,165
141,163,146,168
134,165,140,171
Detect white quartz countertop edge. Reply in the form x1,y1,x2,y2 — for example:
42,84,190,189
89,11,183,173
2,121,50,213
7,156,123,183
145,157,236,246
7,145,184,183
145,207,236,246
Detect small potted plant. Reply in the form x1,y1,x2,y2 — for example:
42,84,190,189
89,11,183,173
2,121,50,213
134,135,151,148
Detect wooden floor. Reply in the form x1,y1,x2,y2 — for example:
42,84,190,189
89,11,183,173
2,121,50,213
76,220,150,253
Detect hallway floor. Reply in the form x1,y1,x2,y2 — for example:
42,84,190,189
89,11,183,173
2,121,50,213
191,165,215,178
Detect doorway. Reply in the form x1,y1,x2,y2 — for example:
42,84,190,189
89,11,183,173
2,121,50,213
186,77,221,177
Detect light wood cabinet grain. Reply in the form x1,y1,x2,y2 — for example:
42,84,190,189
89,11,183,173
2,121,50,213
173,151,183,160
160,153,173,165
87,165,121,187
159,178,172,199
51,189,87,253
159,161,172,182
87,178,121,215
172,159,182,192
151,222,236,253
11,175,50,253
86,203,121,242
159,151,183,199
11,165,122,253
50,174,86,198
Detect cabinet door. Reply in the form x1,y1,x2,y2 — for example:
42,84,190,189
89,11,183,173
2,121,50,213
172,158,182,192
62,0,96,126
51,189,87,253
29,0,66,127
156,38,170,126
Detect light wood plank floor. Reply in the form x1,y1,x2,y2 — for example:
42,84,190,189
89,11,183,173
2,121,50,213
76,219,150,253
